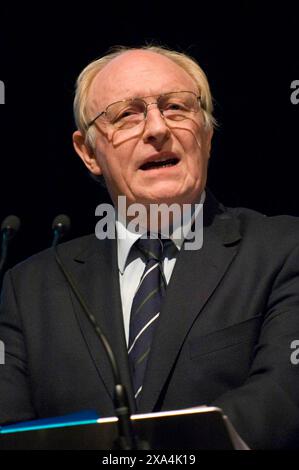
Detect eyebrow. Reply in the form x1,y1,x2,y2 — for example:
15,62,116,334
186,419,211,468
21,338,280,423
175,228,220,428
114,90,197,102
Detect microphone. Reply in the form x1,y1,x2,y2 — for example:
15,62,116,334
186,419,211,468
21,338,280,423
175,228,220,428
51,214,71,247
54,247,141,450
0,215,21,284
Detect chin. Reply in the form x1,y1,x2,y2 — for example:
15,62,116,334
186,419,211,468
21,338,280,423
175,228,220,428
140,191,195,206
144,183,202,205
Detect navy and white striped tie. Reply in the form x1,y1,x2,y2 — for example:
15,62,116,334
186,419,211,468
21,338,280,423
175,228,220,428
128,236,166,403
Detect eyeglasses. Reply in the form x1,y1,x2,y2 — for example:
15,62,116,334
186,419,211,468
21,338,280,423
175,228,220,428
87,91,201,131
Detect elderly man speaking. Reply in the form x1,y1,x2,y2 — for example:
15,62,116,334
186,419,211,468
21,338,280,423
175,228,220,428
1,46,299,450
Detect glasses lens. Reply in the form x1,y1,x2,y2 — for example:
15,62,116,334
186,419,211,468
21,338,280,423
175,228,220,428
158,92,200,121
103,92,200,131
106,98,146,130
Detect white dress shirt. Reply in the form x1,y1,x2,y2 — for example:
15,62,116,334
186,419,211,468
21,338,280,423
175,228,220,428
116,191,206,345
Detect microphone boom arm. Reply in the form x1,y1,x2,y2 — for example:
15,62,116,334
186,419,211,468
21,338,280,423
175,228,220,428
54,247,138,450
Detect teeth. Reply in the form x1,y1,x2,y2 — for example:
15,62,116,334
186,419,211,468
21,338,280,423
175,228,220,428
140,157,179,170
153,157,172,163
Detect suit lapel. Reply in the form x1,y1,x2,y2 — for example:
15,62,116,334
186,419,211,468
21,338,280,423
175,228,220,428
54,192,242,415
56,235,136,413
139,193,242,412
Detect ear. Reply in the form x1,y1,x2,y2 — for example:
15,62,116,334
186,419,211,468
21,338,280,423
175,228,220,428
72,130,102,175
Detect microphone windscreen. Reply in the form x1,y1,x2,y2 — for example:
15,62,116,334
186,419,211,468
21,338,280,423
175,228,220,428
52,214,71,234
1,215,21,236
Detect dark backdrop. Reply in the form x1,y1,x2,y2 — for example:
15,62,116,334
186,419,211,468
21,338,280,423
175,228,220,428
0,1,298,269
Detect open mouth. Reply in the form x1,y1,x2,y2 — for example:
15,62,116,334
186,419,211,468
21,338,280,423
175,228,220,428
140,157,180,171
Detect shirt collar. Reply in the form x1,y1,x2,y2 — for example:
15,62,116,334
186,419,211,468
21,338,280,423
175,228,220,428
116,190,206,274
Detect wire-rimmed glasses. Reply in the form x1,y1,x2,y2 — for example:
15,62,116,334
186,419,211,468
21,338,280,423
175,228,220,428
87,91,202,131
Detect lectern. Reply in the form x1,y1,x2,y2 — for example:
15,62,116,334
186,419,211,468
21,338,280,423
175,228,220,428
0,406,248,450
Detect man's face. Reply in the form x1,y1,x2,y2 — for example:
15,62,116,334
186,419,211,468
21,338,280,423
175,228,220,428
74,50,213,207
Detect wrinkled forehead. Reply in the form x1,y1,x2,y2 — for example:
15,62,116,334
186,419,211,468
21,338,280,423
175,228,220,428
87,50,198,116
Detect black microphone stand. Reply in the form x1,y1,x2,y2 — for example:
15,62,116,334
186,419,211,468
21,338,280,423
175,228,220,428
54,247,142,450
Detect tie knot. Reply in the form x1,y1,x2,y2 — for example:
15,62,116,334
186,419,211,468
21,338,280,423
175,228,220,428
136,236,164,262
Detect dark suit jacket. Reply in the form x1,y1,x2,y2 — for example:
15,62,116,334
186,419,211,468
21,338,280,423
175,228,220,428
1,192,299,449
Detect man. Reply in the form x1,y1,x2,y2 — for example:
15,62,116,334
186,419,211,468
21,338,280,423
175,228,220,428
1,46,299,449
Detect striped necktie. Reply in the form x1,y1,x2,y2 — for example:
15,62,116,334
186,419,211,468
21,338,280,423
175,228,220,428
128,236,167,403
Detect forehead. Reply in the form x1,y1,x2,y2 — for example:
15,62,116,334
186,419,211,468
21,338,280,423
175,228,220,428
87,50,198,113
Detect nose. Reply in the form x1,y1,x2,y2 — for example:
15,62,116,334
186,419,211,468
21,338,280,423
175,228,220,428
142,103,171,146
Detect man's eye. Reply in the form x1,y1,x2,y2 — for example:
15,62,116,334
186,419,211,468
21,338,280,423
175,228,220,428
115,109,140,121
165,102,187,111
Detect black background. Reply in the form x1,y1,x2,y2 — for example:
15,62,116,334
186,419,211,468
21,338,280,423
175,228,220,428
0,1,298,269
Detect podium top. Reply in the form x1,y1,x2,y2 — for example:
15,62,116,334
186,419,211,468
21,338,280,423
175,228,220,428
0,406,248,450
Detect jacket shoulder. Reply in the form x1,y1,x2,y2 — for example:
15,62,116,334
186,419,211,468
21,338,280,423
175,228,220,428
225,205,299,246
7,234,99,280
